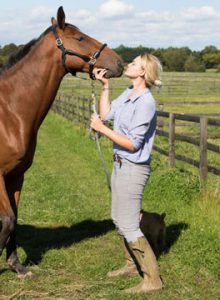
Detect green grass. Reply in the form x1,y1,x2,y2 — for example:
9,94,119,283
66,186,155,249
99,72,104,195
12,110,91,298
59,72,220,106
0,112,219,299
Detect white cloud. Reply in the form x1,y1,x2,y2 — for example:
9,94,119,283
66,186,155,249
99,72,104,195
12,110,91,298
1,4,220,50
99,0,134,19
96,5,220,49
69,9,97,27
181,6,220,21
136,10,175,23
29,6,54,21
74,9,91,20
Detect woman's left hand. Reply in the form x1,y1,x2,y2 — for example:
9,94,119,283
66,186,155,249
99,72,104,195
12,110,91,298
90,114,104,132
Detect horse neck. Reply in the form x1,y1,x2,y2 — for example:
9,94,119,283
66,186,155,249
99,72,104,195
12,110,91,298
6,34,66,131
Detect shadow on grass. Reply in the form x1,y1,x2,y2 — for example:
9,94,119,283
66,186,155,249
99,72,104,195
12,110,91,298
164,222,189,255
0,268,8,276
17,219,114,265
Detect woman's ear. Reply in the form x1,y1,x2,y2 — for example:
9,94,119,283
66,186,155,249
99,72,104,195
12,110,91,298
140,70,145,77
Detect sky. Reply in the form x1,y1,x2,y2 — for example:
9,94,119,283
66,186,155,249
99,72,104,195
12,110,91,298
1,0,220,50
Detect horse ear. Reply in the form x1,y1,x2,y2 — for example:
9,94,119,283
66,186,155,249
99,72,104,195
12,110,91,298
51,17,57,26
57,6,65,30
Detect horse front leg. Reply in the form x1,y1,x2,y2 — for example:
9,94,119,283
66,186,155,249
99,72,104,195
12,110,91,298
0,176,16,257
5,175,32,278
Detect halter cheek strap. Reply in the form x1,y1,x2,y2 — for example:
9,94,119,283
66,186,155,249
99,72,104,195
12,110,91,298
51,25,107,79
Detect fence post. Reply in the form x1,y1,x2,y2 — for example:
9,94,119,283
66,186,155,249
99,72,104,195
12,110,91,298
64,96,67,118
60,95,64,116
158,103,164,130
199,117,208,184
58,94,61,115
68,95,71,120
53,95,59,113
88,98,92,127
77,96,80,122
169,113,175,167
71,95,74,121
82,96,85,125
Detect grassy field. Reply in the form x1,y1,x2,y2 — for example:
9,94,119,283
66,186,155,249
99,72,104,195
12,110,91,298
58,72,220,107
0,112,219,299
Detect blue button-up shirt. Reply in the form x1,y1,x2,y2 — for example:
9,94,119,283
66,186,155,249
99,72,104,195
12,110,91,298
104,85,157,164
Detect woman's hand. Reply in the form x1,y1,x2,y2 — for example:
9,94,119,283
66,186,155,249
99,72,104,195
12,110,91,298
90,114,104,132
93,68,109,86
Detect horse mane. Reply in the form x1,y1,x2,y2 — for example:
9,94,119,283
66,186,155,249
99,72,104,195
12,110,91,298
0,40,39,74
0,24,79,75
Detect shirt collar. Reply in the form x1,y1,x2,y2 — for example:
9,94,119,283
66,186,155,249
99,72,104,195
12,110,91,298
124,86,150,103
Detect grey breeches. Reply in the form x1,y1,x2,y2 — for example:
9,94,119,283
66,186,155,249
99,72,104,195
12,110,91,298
111,158,150,243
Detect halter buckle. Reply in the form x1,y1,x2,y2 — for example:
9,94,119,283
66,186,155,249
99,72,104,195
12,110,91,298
56,38,63,47
89,57,97,65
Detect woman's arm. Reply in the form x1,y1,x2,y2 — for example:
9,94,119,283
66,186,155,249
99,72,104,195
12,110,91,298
99,87,111,119
93,68,111,119
90,114,135,152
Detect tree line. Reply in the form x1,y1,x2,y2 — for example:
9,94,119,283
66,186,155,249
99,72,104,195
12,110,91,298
1,43,220,72
114,45,220,72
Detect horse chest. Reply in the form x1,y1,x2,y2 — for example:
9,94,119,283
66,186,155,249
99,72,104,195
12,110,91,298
0,134,37,177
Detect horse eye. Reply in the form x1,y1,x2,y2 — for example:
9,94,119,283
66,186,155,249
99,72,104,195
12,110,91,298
75,36,84,42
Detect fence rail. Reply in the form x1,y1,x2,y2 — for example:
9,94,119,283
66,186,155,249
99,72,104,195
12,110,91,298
155,111,220,181
51,94,220,183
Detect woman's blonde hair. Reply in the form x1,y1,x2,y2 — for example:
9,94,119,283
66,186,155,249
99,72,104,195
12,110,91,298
140,53,163,88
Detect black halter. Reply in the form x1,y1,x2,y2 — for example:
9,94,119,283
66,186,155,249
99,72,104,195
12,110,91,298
51,25,107,80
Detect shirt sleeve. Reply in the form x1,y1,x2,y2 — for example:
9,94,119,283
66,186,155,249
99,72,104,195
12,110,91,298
127,99,156,151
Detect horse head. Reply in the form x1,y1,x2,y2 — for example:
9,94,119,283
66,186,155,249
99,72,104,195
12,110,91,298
51,6,124,79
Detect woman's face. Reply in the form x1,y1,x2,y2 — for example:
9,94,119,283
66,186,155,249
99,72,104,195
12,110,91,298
124,56,145,79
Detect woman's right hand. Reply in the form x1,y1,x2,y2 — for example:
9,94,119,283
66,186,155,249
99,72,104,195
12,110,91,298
93,68,109,86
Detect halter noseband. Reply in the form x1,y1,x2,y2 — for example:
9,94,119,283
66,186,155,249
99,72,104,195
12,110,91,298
51,25,107,80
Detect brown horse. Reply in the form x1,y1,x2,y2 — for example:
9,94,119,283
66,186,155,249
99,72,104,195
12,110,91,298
0,6,123,277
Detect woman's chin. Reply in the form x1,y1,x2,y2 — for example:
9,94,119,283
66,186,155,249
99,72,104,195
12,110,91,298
124,71,130,78
124,73,133,79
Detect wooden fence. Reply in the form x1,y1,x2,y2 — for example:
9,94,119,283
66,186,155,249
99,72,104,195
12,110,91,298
51,95,220,183
157,101,220,138
52,94,92,125
155,111,220,182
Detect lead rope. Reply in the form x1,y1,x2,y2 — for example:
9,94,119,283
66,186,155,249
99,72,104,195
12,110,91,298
90,80,111,192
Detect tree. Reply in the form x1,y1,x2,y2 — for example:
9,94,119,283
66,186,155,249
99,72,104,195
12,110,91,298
201,45,218,56
114,45,154,63
184,55,206,72
162,47,191,71
0,43,18,56
202,53,220,69
152,48,166,66
201,45,220,68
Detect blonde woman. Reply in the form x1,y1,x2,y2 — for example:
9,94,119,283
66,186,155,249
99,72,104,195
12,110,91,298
90,53,163,293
